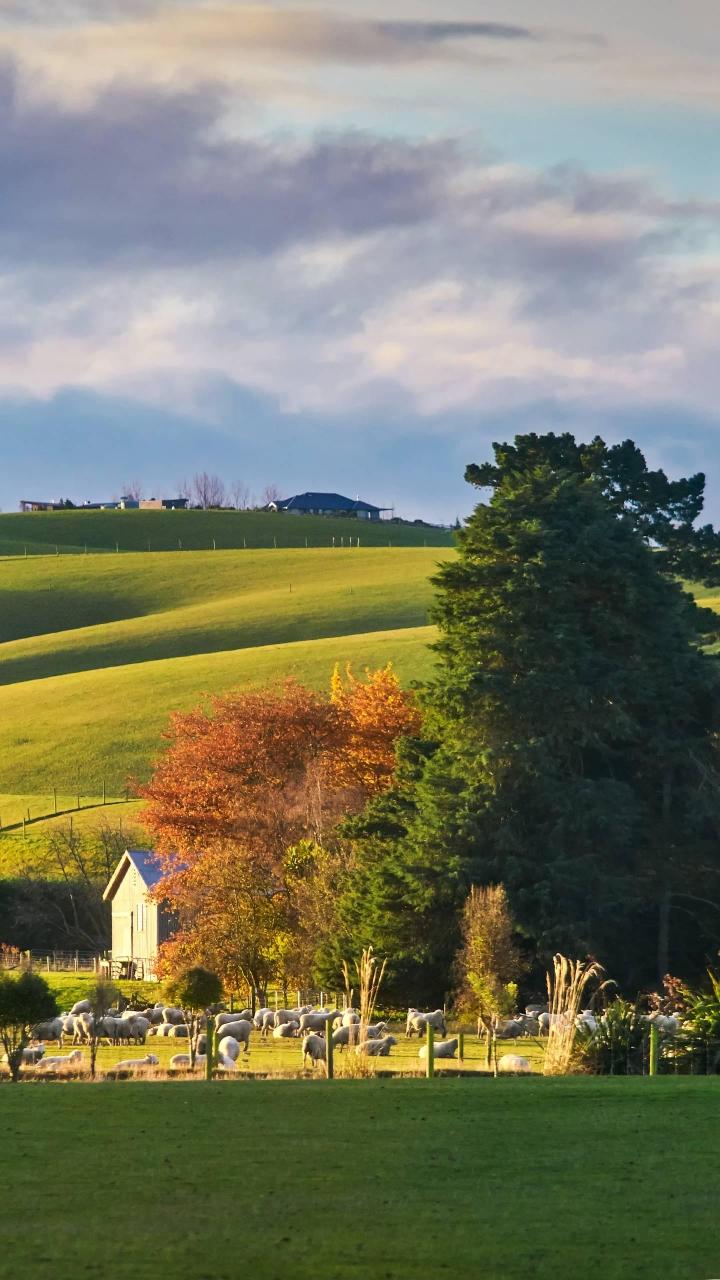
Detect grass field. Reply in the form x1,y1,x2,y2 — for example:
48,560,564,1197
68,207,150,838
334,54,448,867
0,547,441,683
2,1077,718,1280
0,507,453,554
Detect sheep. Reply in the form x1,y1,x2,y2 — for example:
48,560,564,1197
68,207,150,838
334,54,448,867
494,1019,524,1040
112,1054,159,1071
331,1024,361,1050
69,999,91,1016
216,1011,249,1029
73,1012,94,1043
418,1037,458,1060
170,1052,236,1071
340,1010,360,1027
2,1045,45,1066
646,1012,681,1035
253,1007,273,1029
168,1024,190,1038
62,1014,76,1039
406,1009,447,1038
274,1007,308,1028
35,1050,84,1071
217,1035,243,1062
214,1019,251,1050
298,1010,341,1034
575,1010,598,1034
537,1012,572,1036
261,1011,276,1038
32,1017,64,1044
272,1022,299,1039
356,1035,397,1057
497,1054,532,1074
161,1006,186,1025
301,1033,327,1068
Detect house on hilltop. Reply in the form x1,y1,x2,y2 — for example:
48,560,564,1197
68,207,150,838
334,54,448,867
266,491,389,520
103,849,177,980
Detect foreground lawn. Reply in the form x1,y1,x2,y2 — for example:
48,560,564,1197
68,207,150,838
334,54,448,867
1,1078,717,1280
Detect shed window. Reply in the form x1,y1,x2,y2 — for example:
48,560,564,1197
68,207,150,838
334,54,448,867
136,902,145,932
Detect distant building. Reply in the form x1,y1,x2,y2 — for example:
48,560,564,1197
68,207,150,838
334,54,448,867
19,496,188,513
103,849,177,981
139,497,189,510
267,492,389,520
19,500,68,512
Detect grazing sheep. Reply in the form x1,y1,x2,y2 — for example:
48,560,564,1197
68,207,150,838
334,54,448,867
2,1045,45,1066
218,1035,243,1062
216,1011,248,1029
261,1011,276,1037
298,1010,341,1034
494,1019,524,1040
274,1007,308,1028
356,1035,397,1057
32,1017,64,1044
161,1006,186,1025
167,1024,190,1038
575,1010,598,1034
498,1054,532,1074
73,1012,94,1043
418,1037,458,1060
35,1050,84,1071
113,1054,160,1071
341,1010,360,1027
253,1007,273,1029
214,1019,251,1049
170,1052,236,1071
331,1024,361,1050
537,1012,572,1036
646,1012,681,1035
406,1009,447,1038
272,1022,299,1039
517,1015,540,1037
301,1033,327,1068
69,999,91,1016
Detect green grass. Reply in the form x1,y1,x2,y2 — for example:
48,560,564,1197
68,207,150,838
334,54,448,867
1,1077,718,1280
0,507,453,554
0,547,443,683
0,625,436,794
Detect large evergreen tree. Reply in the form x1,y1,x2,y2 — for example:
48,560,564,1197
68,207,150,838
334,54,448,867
327,435,720,999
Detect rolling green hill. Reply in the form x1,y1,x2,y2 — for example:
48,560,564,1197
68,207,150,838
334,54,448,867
0,508,452,555
0,534,449,867
0,547,440,684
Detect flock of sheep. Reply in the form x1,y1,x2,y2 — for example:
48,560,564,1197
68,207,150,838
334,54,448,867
6,998,539,1076
11,995,682,1077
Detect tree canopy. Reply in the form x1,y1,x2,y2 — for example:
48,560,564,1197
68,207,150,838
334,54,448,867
328,433,720,997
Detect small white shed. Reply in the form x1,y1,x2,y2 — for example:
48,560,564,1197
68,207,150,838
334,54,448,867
103,848,176,980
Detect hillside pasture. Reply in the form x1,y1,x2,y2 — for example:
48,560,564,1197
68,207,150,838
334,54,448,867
0,625,435,794
2,1077,718,1280
0,507,453,554
0,547,444,684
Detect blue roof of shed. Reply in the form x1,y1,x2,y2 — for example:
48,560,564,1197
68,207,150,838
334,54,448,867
103,848,164,900
279,492,381,513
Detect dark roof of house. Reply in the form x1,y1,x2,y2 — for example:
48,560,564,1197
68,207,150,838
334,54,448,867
103,848,164,901
278,491,382,513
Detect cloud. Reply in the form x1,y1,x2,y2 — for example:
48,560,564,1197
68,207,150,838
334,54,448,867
373,21,537,45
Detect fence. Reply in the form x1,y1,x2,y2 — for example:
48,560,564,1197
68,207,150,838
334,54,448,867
0,787,134,835
1,949,107,974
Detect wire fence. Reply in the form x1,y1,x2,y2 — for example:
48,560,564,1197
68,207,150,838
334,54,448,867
0,788,135,835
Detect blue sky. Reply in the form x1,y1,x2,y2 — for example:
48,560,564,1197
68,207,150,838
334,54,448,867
1,1,720,520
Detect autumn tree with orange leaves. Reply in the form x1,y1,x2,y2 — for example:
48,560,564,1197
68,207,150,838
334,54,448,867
141,667,419,1000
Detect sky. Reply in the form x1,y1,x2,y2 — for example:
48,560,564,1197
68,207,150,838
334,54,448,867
1,1,720,522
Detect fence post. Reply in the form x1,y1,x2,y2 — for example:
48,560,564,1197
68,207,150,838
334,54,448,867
649,1024,659,1076
458,1031,465,1062
426,1022,435,1079
206,1016,215,1081
326,1027,334,1080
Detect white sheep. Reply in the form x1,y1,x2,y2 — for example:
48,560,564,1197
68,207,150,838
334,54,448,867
73,1011,94,1043
215,1019,251,1050
35,1050,84,1071
253,1007,273,1029
217,1035,243,1062
331,1024,361,1050
216,1011,249,1029
272,1022,299,1039
113,1054,160,1071
418,1037,458,1060
299,1010,341,1034
497,1054,532,1073
406,1009,447,1038
2,1045,45,1066
301,1033,327,1068
356,1035,397,1057
261,1011,276,1038
69,999,91,1016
